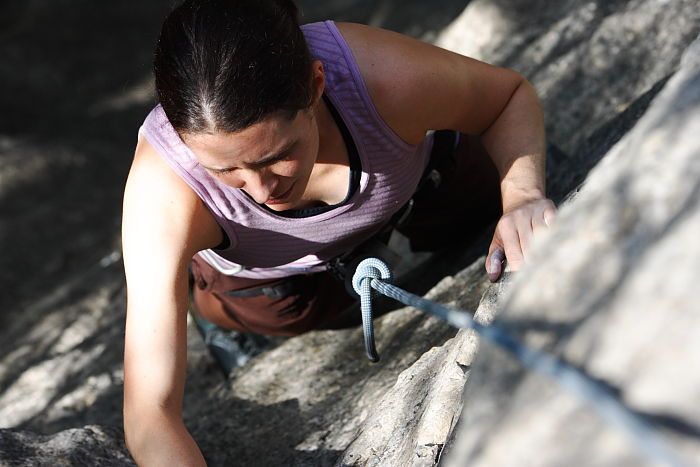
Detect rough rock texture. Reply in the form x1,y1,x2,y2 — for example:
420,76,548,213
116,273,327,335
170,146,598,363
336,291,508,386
0,426,133,467
336,276,509,466
180,258,500,467
1,1,699,466
438,0,700,206
437,0,700,156
445,35,700,467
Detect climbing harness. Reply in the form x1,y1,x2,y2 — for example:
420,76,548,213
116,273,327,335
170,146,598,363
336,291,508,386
352,258,688,467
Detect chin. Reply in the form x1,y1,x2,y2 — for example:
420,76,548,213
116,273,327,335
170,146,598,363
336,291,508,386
265,180,307,211
264,191,298,211
264,202,293,211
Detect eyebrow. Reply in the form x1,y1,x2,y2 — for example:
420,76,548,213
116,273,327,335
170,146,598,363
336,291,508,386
202,139,298,173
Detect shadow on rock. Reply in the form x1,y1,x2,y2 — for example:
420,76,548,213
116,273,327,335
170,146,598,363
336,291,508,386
188,396,343,467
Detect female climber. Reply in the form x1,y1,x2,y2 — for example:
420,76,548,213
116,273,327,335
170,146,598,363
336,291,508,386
121,0,557,464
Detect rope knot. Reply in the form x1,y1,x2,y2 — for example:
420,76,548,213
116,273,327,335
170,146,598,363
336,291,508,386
352,258,392,295
351,258,393,362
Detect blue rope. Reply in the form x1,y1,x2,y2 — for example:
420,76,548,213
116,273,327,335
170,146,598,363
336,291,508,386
351,257,392,361
352,258,688,467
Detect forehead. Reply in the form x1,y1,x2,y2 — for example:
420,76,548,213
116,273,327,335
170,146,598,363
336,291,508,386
185,115,294,157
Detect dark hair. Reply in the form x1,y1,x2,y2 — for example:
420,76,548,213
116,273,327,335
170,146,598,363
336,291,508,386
154,0,313,134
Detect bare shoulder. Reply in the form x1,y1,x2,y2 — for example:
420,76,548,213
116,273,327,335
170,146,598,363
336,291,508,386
122,137,221,265
334,22,524,143
334,22,432,145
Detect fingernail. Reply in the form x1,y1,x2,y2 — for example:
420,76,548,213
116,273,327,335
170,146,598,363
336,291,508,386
488,260,501,282
492,248,505,264
488,248,505,282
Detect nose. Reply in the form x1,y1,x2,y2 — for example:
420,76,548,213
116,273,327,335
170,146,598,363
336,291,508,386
232,168,277,204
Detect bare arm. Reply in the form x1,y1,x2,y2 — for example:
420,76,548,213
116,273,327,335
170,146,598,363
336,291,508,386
122,137,221,466
337,23,557,277
479,79,556,276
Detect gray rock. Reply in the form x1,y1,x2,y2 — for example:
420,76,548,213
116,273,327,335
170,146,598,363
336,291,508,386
0,425,133,467
336,272,510,466
184,291,459,466
437,0,700,157
445,33,700,467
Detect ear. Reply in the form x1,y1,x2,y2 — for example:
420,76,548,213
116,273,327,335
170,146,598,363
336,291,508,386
309,59,326,107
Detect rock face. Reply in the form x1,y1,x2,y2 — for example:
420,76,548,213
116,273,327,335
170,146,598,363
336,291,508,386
336,275,509,466
444,34,700,467
1,1,699,466
437,0,700,156
0,426,133,467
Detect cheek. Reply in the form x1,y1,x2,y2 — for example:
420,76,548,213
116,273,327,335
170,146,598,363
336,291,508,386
214,173,244,188
277,147,317,177
301,135,320,169
271,159,304,178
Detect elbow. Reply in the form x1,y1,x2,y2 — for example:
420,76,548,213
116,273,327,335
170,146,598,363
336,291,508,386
511,72,543,109
520,76,542,103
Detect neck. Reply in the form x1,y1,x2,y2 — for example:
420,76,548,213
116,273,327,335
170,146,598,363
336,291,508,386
315,97,347,166
302,97,351,205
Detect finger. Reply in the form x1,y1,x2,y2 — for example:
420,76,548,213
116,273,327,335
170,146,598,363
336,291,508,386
486,247,505,282
532,215,548,236
500,222,524,272
486,235,503,278
517,217,534,260
543,205,557,227
487,228,503,255
533,200,555,234
486,230,503,269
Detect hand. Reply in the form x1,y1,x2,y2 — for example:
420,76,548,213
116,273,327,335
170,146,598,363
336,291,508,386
486,198,557,282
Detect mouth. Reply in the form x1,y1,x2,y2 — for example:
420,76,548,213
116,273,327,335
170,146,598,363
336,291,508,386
265,182,296,206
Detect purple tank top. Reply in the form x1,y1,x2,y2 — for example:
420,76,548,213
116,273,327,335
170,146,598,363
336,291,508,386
139,20,434,278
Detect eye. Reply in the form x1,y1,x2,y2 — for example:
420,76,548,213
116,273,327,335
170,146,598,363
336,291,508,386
271,150,294,164
277,151,294,162
254,151,294,169
206,166,236,176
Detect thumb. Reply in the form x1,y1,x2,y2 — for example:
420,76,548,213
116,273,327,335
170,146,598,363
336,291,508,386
486,244,506,283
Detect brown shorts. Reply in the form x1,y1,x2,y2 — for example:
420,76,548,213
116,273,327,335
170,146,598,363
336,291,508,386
191,132,501,336
191,255,356,336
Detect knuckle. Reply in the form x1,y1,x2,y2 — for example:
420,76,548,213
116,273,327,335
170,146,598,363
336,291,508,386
499,216,515,229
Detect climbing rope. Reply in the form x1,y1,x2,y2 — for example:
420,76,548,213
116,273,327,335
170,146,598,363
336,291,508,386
351,257,392,362
352,258,687,467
